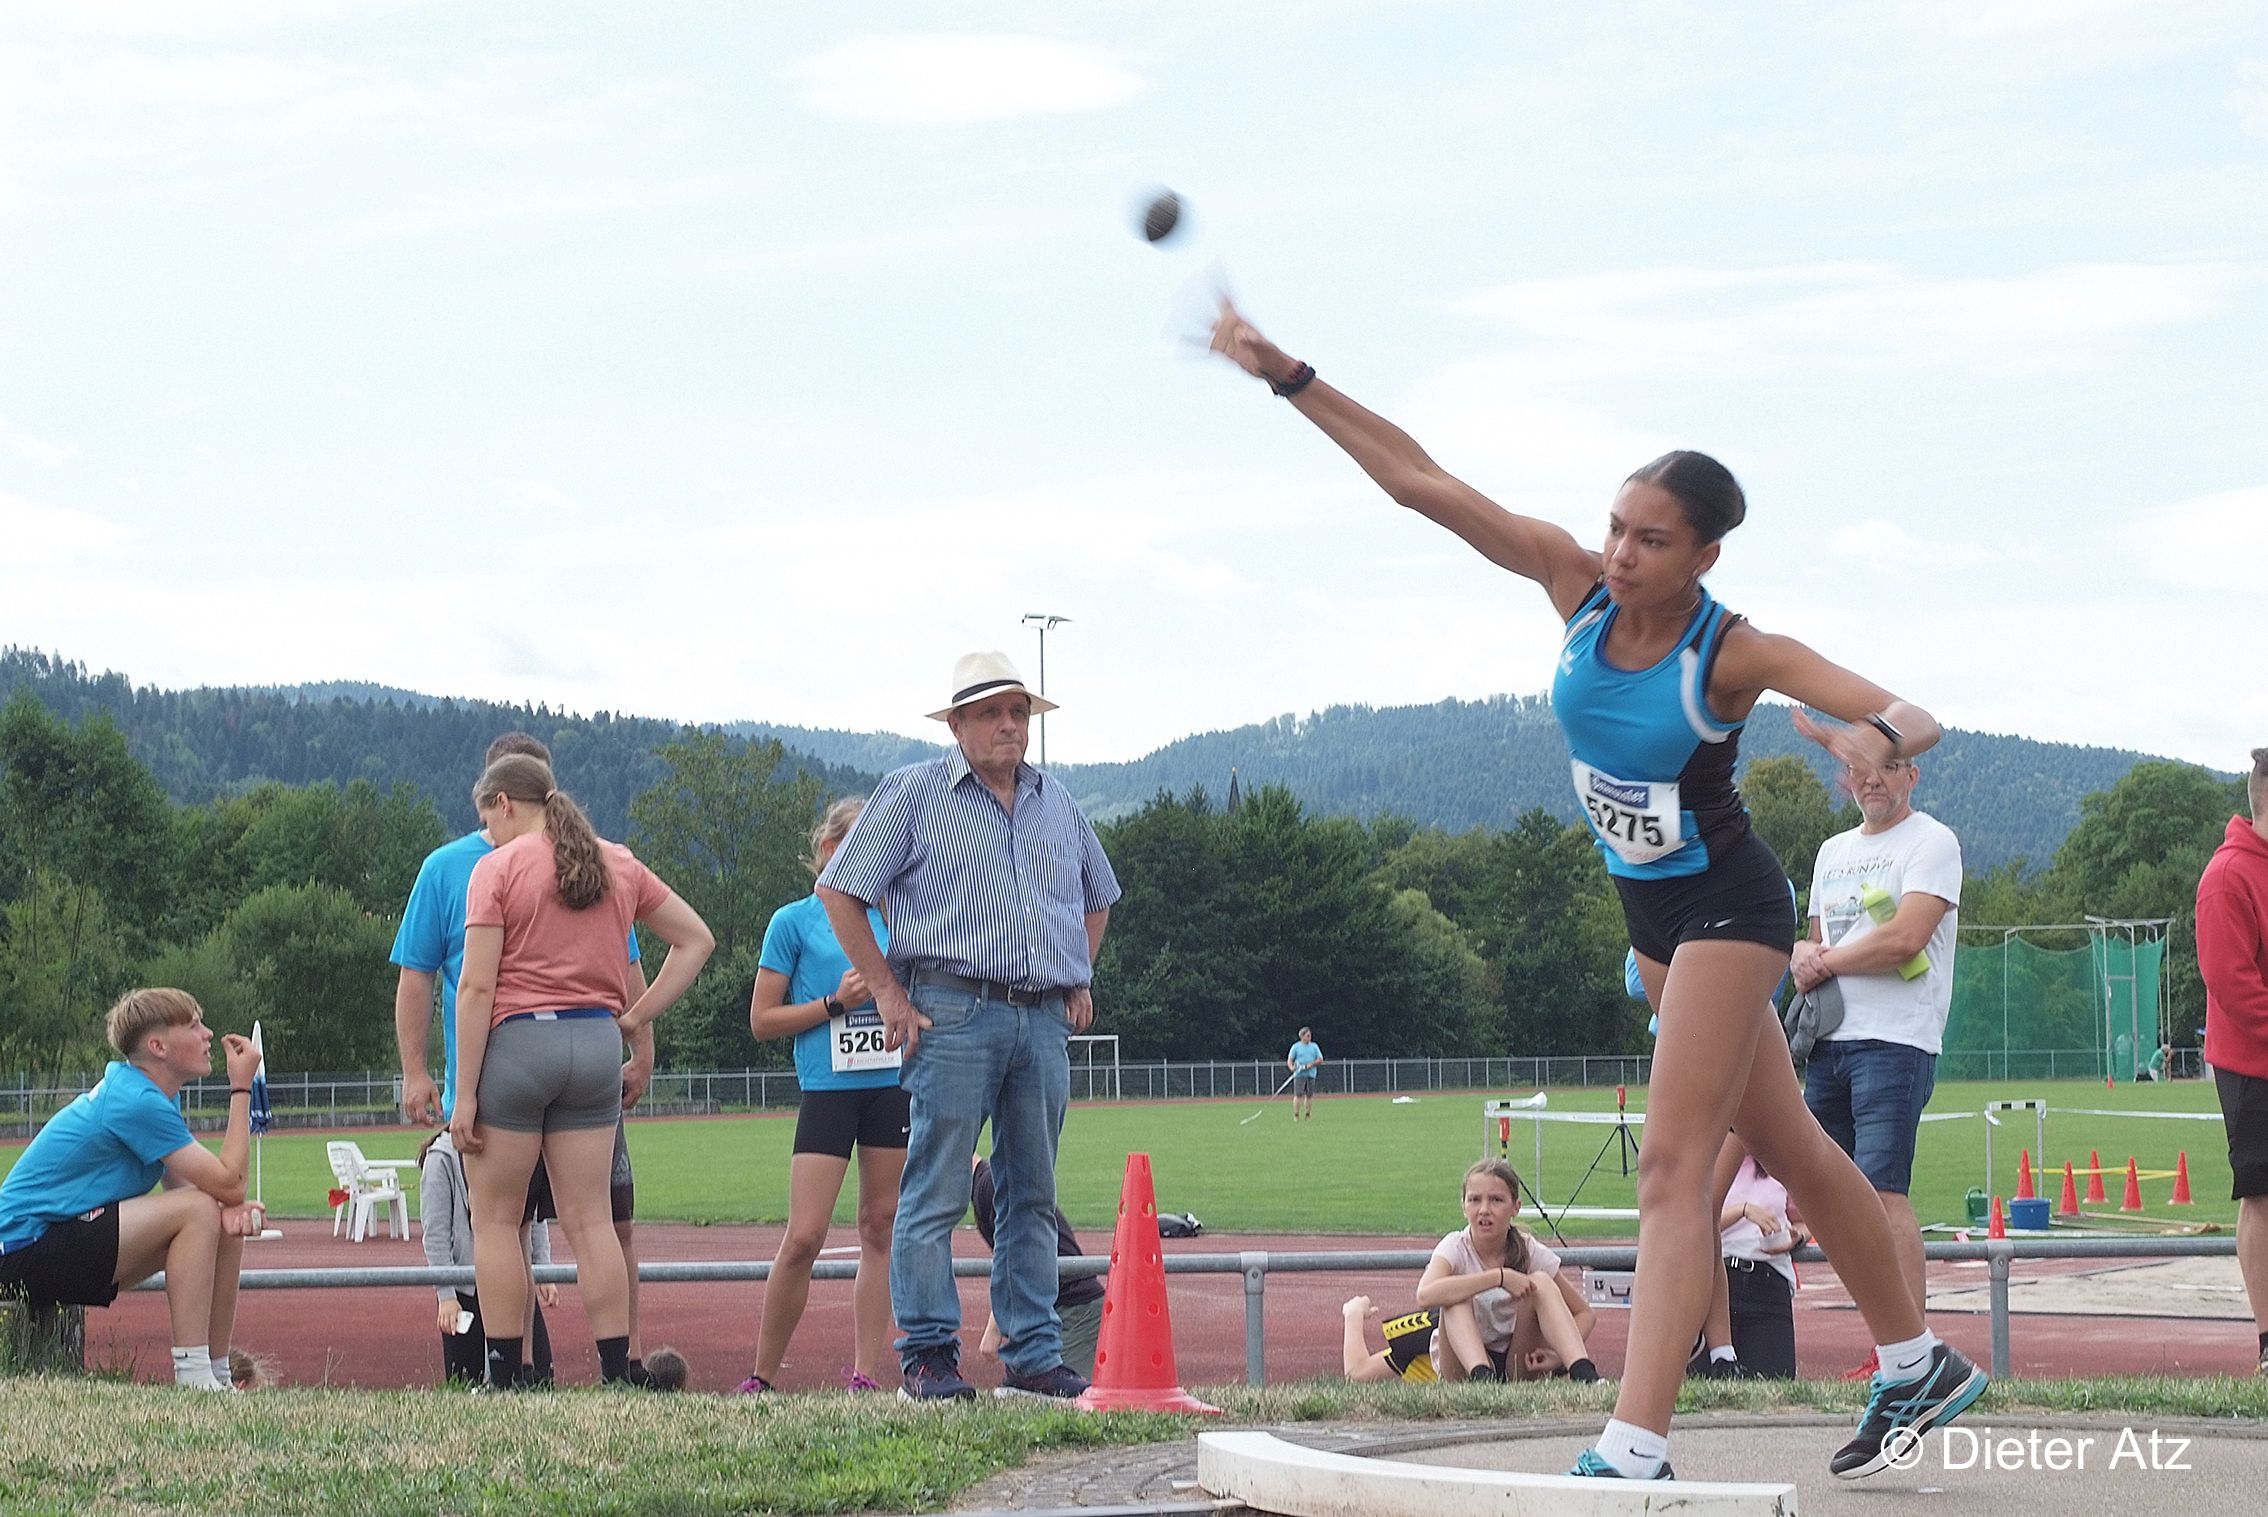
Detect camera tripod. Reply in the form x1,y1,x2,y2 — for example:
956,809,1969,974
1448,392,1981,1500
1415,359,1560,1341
1548,1083,1642,1232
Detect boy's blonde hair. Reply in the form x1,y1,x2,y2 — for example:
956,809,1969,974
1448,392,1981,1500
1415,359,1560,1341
105,988,203,1061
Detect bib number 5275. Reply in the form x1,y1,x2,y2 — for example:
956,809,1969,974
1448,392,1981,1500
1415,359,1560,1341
1570,760,1684,867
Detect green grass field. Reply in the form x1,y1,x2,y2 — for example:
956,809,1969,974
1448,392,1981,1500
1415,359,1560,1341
2,1373,2263,1516
2,1077,2232,1238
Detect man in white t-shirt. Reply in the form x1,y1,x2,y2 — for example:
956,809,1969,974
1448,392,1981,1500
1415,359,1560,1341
1792,756,1961,1324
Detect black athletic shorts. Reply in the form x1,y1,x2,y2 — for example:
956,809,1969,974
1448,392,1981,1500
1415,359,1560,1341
2216,1068,2268,1199
0,1205,123,1308
522,1118,635,1226
1614,828,1798,967
792,1086,913,1159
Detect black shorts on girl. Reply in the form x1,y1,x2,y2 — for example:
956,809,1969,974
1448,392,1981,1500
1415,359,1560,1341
1615,828,1798,966
792,1086,912,1159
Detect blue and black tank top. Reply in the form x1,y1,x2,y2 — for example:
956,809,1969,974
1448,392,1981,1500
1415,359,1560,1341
1549,580,1753,880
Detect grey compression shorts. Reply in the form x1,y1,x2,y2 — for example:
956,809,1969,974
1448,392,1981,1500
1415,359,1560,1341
477,1013,624,1134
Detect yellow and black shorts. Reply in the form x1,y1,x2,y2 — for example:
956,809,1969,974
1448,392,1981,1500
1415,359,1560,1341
1379,1307,1439,1383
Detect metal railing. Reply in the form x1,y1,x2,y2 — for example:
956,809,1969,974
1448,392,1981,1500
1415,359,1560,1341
132,1236,2236,1387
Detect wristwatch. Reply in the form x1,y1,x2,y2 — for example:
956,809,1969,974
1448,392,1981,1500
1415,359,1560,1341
822,996,845,1018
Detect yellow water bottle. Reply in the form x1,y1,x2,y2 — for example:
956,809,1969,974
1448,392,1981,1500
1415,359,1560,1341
1860,883,1930,979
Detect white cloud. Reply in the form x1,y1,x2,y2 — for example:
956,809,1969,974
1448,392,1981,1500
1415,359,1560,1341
0,491,126,566
784,34,1148,126
0,43,683,214
318,172,737,247
1825,520,2006,572
2237,60,2268,135
2117,485,2268,593
0,416,73,469
1451,260,2259,381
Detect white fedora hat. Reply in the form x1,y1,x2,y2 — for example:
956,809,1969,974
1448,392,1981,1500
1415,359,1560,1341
928,651,1058,722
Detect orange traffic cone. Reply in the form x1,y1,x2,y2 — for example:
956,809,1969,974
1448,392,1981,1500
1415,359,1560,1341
2121,1156,2143,1212
2016,1149,2036,1200
2171,1152,2193,1205
2058,1161,2080,1218
2086,1150,2108,1204
1076,1153,1220,1414
1987,1195,2007,1239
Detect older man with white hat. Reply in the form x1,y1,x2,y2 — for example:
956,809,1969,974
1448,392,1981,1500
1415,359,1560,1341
818,651,1121,1402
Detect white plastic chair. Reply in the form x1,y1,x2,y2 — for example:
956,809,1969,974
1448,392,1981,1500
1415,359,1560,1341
325,1141,414,1242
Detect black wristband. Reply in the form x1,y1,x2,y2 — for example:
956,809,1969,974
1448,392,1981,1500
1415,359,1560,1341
1865,711,1904,756
229,1088,253,1097
823,996,845,1018
1269,362,1316,398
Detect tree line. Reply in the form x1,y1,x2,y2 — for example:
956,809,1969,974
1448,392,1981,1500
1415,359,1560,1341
0,688,2242,1078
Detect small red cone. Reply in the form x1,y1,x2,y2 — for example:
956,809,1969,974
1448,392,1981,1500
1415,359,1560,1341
2107,1070,2116,1090
2015,1149,2036,1200
2058,1161,2080,1218
1987,1195,2007,1239
2171,1152,2194,1205
1076,1153,1220,1414
2121,1156,2143,1212
2086,1150,2108,1204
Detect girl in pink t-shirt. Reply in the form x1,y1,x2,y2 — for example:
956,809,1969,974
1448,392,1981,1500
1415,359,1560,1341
1415,1158,1600,1383
448,753,714,1389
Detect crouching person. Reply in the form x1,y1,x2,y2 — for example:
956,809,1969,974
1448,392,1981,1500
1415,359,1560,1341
0,989,266,1389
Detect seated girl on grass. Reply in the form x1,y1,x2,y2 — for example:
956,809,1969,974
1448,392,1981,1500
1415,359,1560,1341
1416,1159,1600,1383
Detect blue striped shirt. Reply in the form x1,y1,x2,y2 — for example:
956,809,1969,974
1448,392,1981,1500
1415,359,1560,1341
818,747,1120,990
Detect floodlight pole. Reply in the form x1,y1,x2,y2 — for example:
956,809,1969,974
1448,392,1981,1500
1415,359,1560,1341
1021,613,1070,766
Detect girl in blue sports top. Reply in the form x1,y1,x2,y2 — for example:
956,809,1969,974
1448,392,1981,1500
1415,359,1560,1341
738,797,906,1394
1208,303,1985,1483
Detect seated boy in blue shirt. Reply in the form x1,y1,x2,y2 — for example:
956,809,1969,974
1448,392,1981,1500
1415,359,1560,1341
0,989,267,1389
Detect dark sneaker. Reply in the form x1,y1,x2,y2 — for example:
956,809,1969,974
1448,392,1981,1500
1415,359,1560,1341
1831,1343,1987,1480
898,1347,977,1402
1700,1356,1762,1381
994,1364,1090,1401
1567,1449,1674,1479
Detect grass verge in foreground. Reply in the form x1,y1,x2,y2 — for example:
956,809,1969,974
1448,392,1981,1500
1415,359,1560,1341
3,1374,2262,1516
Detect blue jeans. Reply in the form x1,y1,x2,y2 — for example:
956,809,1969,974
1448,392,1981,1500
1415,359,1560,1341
1804,1037,1936,1194
890,982,1071,1376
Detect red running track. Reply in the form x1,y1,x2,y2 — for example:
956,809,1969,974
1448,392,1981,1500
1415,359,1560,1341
87,1220,2262,1393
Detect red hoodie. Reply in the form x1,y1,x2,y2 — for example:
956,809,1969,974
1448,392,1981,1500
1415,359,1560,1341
2199,814,2268,1081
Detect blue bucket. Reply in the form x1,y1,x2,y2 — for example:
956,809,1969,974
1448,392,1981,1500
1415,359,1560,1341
2009,1196,2051,1231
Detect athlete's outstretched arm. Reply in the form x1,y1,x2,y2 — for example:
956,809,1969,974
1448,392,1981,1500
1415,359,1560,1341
1210,302,1599,617
1713,624,1941,768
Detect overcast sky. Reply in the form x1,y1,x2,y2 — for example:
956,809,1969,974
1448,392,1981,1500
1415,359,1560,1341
3,1,2261,769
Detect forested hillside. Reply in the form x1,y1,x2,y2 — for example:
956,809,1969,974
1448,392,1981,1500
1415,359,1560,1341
748,699,2190,873
2,648,2239,1074
1,650,872,837
5,649,2218,872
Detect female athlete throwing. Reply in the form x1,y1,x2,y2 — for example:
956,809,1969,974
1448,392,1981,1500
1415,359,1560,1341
1207,304,1983,1481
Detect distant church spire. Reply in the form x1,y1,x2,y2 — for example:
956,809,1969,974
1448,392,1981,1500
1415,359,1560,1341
1226,766,1241,814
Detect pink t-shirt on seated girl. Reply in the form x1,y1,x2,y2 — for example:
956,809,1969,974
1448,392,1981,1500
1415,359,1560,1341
1429,1226,1565,1352
464,834,669,1025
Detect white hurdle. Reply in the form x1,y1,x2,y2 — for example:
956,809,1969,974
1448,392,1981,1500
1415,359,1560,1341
1982,1098,2048,1199
1483,1099,1645,1220
1197,1430,1798,1517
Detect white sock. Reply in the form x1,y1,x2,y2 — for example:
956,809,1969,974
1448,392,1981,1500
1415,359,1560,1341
211,1357,236,1390
1595,1418,1669,1477
1876,1328,1939,1384
171,1345,220,1390
1708,1345,1737,1364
